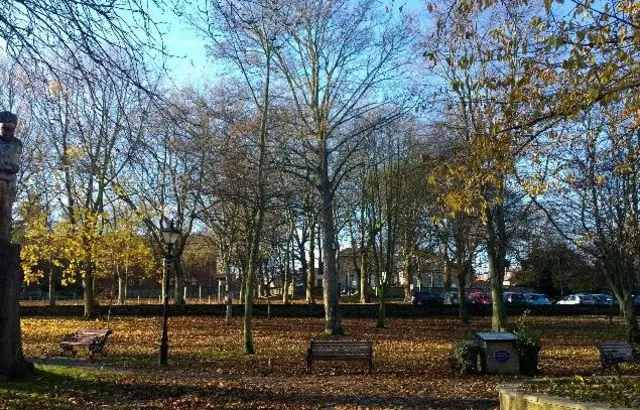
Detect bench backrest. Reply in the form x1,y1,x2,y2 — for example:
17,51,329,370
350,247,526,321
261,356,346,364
310,340,372,358
74,329,112,339
598,342,634,359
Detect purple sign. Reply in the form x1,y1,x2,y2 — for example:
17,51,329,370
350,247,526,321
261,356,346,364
494,350,511,363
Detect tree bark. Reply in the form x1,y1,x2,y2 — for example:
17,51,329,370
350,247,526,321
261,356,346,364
457,266,469,324
403,251,413,303
117,265,127,305
224,257,232,326
487,223,507,331
173,255,185,305
306,222,315,304
321,177,343,335
376,286,387,328
360,251,369,303
0,244,33,380
48,267,56,307
83,271,96,319
442,237,452,289
620,295,639,343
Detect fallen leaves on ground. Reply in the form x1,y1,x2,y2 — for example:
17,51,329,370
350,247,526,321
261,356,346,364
4,315,637,409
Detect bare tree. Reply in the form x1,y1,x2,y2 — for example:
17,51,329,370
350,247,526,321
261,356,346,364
271,0,415,335
0,1,169,91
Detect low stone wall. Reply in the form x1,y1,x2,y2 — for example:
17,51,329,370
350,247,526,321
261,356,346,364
19,303,635,318
498,383,634,410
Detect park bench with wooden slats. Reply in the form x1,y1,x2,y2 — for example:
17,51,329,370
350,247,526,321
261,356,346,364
305,340,373,373
60,328,113,359
597,342,640,369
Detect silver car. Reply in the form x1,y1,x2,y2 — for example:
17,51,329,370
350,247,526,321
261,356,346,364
556,293,596,305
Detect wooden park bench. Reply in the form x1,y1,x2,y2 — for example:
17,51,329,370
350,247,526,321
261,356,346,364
305,340,373,373
60,328,113,359
597,342,640,369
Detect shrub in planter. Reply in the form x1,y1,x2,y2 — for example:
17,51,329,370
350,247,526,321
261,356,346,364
449,340,481,374
514,310,541,375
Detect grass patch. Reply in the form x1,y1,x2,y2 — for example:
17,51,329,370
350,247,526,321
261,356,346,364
527,376,640,409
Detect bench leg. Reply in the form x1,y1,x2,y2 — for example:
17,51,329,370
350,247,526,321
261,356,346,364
305,357,312,373
60,345,76,358
368,359,373,374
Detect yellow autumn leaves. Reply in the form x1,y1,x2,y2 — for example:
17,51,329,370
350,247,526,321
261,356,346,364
20,207,157,287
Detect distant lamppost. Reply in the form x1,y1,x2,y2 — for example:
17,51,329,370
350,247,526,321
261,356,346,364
159,220,181,365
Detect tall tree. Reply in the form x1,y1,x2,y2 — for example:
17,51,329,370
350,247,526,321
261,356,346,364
272,0,414,335
425,0,548,331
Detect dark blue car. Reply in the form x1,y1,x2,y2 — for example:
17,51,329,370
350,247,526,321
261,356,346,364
412,291,444,306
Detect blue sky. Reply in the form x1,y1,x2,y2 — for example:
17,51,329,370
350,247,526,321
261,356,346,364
155,0,428,87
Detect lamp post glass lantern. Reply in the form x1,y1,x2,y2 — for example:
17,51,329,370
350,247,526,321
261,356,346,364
159,220,180,365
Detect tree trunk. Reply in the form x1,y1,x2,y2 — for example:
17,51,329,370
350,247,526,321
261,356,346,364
376,286,387,328
173,255,185,305
92,272,99,307
83,271,96,319
485,189,508,331
0,244,33,380
621,296,639,343
161,264,168,305
321,179,343,335
48,267,56,307
360,251,369,303
306,222,315,304
457,267,469,324
298,240,307,302
243,261,256,354
442,237,452,289
488,252,507,331
403,251,413,303
282,267,289,304
117,265,127,306
225,258,233,326
118,274,126,305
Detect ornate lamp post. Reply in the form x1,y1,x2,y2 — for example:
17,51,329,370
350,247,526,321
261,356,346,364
159,220,181,365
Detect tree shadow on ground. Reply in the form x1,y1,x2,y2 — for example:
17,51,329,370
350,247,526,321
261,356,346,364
2,366,498,409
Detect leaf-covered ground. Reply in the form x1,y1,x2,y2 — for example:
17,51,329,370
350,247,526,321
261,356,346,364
526,376,640,409
3,315,638,409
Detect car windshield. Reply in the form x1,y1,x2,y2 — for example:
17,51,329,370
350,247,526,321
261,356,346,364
512,294,525,300
579,294,594,300
527,294,545,300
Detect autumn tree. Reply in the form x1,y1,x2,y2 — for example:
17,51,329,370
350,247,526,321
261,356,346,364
533,105,640,341
29,67,152,317
97,210,157,305
271,0,415,335
117,91,205,307
19,203,59,306
192,0,289,353
425,0,551,331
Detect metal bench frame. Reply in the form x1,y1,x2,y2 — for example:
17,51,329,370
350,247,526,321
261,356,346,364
597,342,640,369
60,328,113,359
305,340,373,373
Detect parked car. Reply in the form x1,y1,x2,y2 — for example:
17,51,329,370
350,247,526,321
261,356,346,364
556,293,596,305
524,293,552,306
504,292,527,304
441,290,460,305
592,293,618,306
468,291,492,305
412,291,444,306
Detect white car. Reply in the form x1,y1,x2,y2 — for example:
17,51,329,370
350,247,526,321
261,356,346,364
556,294,596,305
525,293,552,306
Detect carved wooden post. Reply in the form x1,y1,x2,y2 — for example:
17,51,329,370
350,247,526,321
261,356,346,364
0,111,33,380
